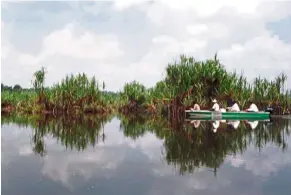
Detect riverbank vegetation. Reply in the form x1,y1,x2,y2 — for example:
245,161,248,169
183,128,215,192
2,54,291,116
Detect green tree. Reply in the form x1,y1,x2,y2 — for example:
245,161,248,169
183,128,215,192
13,84,22,90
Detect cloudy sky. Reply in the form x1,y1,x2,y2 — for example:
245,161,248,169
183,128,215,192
1,0,291,91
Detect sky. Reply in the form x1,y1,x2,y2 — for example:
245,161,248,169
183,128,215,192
1,0,291,92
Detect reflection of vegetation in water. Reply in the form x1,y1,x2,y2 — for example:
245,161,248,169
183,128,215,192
118,114,172,140
1,114,290,176
252,119,291,151
118,116,291,175
1,113,114,156
119,114,149,140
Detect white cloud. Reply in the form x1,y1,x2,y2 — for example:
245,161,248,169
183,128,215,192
1,46,10,59
39,23,123,60
219,34,291,81
1,1,291,90
19,53,39,65
111,0,149,11
15,22,124,66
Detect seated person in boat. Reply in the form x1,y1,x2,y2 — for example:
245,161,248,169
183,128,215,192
190,103,201,111
211,99,220,111
210,99,226,112
219,107,226,112
226,98,240,112
245,101,259,112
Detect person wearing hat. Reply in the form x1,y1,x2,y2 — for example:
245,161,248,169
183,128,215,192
229,101,240,112
211,99,220,111
226,97,240,112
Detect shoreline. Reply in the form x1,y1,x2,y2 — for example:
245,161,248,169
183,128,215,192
2,104,290,118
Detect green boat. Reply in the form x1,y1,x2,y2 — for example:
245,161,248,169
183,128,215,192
185,110,270,120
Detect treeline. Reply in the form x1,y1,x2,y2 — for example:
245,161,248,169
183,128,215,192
2,83,27,91
1,83,117,95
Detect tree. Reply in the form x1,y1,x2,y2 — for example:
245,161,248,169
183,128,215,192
13,84,22,90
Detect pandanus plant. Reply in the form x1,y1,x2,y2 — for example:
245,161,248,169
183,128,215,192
163,54,229,106
50,73,101,111
155,54,290,111
32,66,46,95
121,80,148,106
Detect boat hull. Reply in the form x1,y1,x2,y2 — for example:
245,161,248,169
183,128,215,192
185,110,270,120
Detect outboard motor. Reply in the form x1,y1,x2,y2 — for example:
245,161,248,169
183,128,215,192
265,107,274,114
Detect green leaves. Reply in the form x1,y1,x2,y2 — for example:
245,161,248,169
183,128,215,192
121,80,148,105
163,54,228,104
50,73,101,108
32,66,46,94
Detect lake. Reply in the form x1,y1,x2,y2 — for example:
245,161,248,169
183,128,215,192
1,114,291,195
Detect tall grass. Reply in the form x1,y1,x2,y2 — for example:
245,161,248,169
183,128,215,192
1,90,37,105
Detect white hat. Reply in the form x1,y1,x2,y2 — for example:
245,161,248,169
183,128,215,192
212,99,217,103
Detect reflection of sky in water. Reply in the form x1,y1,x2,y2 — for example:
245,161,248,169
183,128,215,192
2,118,291,195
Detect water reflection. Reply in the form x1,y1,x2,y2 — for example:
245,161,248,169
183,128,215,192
2,114,290,173
1,113,291,195
2,113,113,157
189,119,262,131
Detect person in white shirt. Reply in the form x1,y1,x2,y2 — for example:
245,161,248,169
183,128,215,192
211,99,220,111
191,103,200,111
229,102,240,111
227,99,240,112
246,101,259,112
220,108,226,112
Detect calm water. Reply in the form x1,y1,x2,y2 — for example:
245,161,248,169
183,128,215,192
1,114,291,195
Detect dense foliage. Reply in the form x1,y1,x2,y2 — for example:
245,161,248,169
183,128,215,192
2,54,291,114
